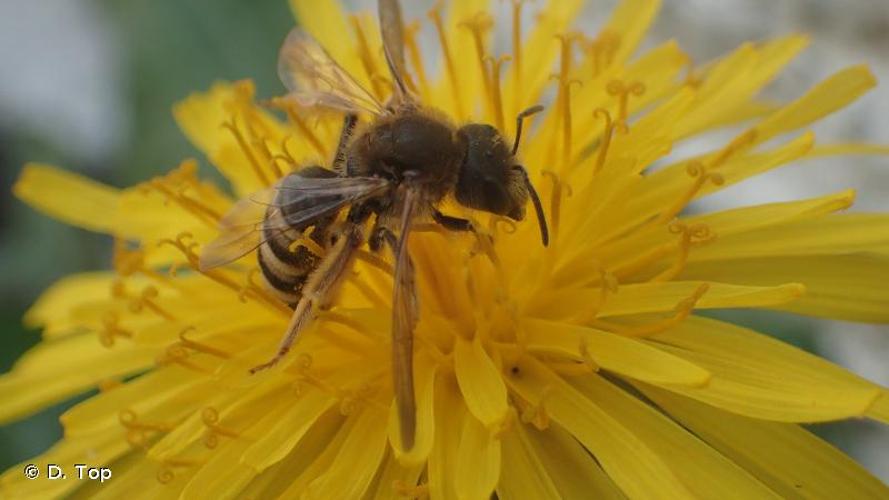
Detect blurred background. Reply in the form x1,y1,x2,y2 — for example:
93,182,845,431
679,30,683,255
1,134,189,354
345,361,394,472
1,0,887,481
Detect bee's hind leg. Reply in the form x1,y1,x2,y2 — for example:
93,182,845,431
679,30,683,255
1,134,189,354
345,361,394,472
432,210,473,232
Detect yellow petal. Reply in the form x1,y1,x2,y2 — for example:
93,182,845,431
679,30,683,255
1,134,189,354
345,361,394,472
593,189,855,277
867,391,889,425
388,352,438,466
288,0,366,83
24,272,117,334
521,424,625,500
523,318,711,387
643,386,889,499
180,437,256,499
240,388,336,472
505,356,692,498
693,214,889,262
278,411,355,497
604,0,661,64
304,407,389,500
619,132,815,246
14,163,120,234
574,375,781,499
239,412,344,499
599,281,805,316
647,316,881,421
427,375,465,500
60,365,206,437
682,254,889,322
678,36,809,136
755,65,876,142
0,428,130,499
454,336,509,429
497,422,561,500
0,334,155,424
369,453,424,500
686,190,856,240
455,415,501,500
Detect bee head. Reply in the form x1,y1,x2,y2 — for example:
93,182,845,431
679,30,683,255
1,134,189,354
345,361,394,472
453,106,549,245
454,123,527,219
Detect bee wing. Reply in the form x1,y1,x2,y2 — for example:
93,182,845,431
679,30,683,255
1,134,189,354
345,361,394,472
378,0,413,101
200,176,391,271
268,175,391,229
391,185,420,449
278,28,385,116
199,187,276,272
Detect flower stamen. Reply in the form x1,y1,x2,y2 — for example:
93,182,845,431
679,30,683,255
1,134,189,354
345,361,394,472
222,116,272,186
593,108,617,173
201,407,240,449
393,480,429,499
606,79,646,130
178,327,232,359
428,2,464,117
404,20,430,100
485,54,511,132
270,99,328,159
656,162,726,224
651,221,716,282
351,15,388,100
99,313,133,348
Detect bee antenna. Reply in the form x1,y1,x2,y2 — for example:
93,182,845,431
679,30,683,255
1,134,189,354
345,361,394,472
513,165,549,247
512,105,545,155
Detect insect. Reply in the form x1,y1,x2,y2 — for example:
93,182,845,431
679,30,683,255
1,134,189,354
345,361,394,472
199,0,549,449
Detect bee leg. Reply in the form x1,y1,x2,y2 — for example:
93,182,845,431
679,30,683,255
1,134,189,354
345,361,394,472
332,113,358,176
250,224,364,374
369,224,398,253
432,210,473,232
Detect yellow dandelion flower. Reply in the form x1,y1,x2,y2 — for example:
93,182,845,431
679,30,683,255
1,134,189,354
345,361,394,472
4,0,889,498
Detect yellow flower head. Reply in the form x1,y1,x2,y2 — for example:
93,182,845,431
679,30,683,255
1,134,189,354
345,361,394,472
4,0,889,498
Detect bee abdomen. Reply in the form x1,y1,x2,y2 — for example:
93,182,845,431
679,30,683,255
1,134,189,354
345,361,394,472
257,166,338,308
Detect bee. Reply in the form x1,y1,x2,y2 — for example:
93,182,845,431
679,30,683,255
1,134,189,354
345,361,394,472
199,0,549,449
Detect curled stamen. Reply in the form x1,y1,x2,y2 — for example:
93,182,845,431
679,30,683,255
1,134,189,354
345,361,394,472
201,407,240,449
394,480,430,499
179,327,232,359
159,233,291,317
617,284,710,338
652,222,715,282
655,162,725,224
489,216,518,236
606,80,646,130
709,129,758,168
99,313,132,348
129,285,176,321
119,409,173,433
156,458,202,485
156,344,210,373
288,228,325,258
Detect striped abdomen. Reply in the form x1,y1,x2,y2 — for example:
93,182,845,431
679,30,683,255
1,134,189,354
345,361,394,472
258,167,338,308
